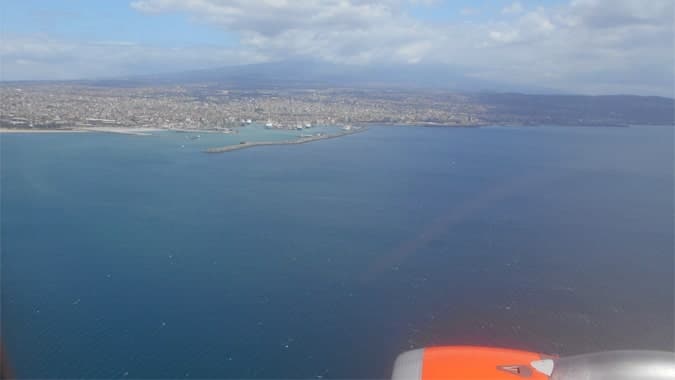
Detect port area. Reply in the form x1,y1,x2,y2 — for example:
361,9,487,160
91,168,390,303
205,127,366,153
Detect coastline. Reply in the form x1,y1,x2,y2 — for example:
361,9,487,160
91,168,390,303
0,127,163,135
205,127,367,153
169,128,236,134
75,127,165,136
2,122,656,136
0,128,85,133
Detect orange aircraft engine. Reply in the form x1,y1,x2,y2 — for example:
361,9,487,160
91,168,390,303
391,346,675,380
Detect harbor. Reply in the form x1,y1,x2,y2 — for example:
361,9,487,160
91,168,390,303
205,127,366,153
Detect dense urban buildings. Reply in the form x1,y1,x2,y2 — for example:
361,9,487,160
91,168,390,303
0,85,482,130
1,84,672,131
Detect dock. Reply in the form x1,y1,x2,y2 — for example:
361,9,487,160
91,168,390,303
204,127,366,153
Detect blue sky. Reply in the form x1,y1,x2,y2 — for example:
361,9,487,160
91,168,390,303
2,0,237,47
0,0,672,96
2,0,567,45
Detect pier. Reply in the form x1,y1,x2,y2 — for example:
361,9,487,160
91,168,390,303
205,127,366,153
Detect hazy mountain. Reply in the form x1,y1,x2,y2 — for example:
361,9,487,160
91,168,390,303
89,60,561,93
473,93,674,126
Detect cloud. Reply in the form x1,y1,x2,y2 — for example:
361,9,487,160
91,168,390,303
460,7,479,16
1,0,673,96
0,35,265,80
475,1,673,95
564,0,674,29
128,0,438,66
502,2,524,15
131,0,407,37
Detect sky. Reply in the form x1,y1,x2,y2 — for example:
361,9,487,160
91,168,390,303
0,0,673,96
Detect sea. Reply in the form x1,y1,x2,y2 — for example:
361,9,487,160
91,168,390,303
1,125,673,378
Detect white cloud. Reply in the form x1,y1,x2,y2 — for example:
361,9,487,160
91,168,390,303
460,7,479,16
1,0,673,96
130,0,407,37
502,2,524,15
564,0,674,28
0,35,265,80
488,30,518,44
128,0,437,65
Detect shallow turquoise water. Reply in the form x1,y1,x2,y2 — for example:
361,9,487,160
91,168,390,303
149,124,343,153
1,125,673,378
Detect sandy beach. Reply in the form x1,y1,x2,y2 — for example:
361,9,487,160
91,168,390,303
168,128,236,134
74,127,165,136
0,128,85,134
0,127,166,135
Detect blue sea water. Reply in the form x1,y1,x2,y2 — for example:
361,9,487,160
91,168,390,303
1,125,673,378
145,124,344,153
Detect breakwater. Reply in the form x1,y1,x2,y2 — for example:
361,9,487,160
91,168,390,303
205,127,366,153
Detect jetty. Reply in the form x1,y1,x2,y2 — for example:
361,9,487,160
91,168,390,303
205,127,366,154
